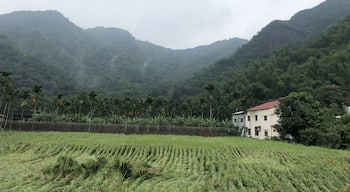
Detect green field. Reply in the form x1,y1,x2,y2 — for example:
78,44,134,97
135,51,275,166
0,132,350,191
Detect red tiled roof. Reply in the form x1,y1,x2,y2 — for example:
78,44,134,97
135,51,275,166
247,100,280,111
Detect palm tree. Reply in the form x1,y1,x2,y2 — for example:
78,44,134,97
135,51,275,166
31,85,43,112
0,71,12,88
0,72,12,112
145,98,153,117
55,94,64,115
205,84,215,120
0,72,13,129
112,98,121,116
76,92,87,115
19,89,30,121
88,91,98,118
6,89,18,130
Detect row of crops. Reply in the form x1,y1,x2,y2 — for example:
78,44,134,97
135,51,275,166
32,112,235,128
0,133,349,191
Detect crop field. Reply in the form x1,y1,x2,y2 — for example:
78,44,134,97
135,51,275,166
0,132,350,191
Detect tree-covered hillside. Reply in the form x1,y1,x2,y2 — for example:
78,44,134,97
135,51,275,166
178,0,350,98
0,35,76,95
0,11,247,97
187,16,350,147
217,16,350,112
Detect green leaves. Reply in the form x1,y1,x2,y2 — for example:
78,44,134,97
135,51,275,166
278,91,321,141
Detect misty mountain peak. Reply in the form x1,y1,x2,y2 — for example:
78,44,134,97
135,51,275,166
0,10,69,24
86,27,136,45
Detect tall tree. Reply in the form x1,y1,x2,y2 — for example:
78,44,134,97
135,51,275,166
205,84,215,120
277,92,322,141
31,85,43,112
0,72,13,129
19,89,30,120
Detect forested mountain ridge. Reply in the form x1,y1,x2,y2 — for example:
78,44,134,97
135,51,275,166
0,35,77,95
205,15,350,118
86,27,247,86
0,10,247,97
224,16,350,147
178,0,350,98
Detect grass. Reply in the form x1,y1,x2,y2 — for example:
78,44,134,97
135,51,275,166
0,131,350,191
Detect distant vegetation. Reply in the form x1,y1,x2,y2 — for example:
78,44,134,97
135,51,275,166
0,35,76,96
0,10,247,97
179,0,350,98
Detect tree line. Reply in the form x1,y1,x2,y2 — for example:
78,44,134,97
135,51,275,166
0,72,235,130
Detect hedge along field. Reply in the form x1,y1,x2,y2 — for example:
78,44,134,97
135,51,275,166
0,132,350,192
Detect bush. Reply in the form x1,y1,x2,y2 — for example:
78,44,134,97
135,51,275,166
299,128,325,146
341,114,350,125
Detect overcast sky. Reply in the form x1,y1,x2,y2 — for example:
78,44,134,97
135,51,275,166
0,0,325,49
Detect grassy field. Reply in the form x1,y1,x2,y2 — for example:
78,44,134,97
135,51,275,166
0,131,350,191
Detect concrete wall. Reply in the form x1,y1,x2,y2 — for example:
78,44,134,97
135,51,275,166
345,106,350,114
245,107,279,139
232,114,245,129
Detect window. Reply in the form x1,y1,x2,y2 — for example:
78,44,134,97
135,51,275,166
255,126,261,136
247,129,251,135
247,116,250,121
265,131,268,137
240,118,244,123
234,118,237,123
264,116,268,121
255,115,258,121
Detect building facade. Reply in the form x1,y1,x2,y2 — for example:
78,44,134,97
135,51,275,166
232,111,245,136
344,106,350,114
244,100,280,139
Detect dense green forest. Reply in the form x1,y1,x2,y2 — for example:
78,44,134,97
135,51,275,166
214,16,350,113
199,16,350,148
0,10,247,97
0,35,77,95
177,0,350,98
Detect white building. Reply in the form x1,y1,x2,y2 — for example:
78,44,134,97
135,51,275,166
232,111,245,136
244,100,280,139
344,106,350,114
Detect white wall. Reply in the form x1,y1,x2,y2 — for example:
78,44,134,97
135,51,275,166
232,114,245,129
245,107,279,139
345,106,350,114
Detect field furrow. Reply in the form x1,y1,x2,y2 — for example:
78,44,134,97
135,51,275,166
0,132,350,191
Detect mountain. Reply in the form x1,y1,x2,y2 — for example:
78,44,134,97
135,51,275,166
85,27,247,85
213,15,350,117
0,10,247,97
0,35,77,95
0,10,101,95
179,0,350,98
